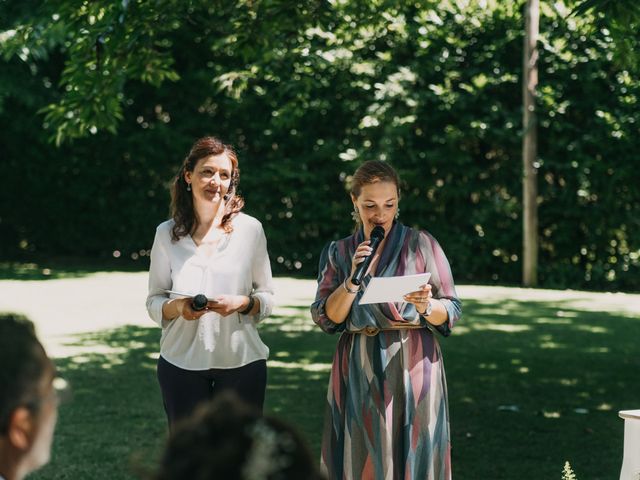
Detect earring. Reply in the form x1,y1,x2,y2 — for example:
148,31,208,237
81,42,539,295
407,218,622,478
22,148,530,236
186,183,191,192
395,208,400,220
351,207,360,223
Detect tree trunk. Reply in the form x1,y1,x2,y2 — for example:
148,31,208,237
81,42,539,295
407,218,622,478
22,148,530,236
522,0,539,287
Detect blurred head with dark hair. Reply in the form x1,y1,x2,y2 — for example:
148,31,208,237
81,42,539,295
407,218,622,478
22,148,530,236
0,314,58,480
153,391,324,480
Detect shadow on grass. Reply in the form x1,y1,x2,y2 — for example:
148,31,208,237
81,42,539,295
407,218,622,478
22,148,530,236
27,298,638,480
31,326,166,480
0,258,147,281
445,298,639,480
260,306,339,456
29,310,337,480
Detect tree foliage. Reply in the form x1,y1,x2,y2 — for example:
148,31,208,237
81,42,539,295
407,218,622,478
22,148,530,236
573,0,640,73
1,0,638,291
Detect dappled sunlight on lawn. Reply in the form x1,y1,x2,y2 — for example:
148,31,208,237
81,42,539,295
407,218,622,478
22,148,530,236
459,285,640,317
268,359,331,372
483,323,533,333
534,317,575,324
31,325,166,480
54,325,161,361
264,310,318,333
445,294,640,479
2,276,639,479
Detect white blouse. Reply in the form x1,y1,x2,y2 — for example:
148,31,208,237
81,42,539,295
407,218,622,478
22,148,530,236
146,213,275,370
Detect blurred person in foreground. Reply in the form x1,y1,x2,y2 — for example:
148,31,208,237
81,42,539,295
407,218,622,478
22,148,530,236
0,315,59,480
146,136,275,428
311,160,462,479
151,391,324,480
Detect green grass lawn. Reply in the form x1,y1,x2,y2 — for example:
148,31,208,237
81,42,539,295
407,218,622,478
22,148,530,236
17,284,638,480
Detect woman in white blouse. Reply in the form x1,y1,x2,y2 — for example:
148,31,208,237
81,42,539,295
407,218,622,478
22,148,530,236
146,136,275,426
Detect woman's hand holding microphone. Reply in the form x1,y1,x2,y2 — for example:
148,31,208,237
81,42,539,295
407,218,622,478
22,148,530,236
170,294,254,320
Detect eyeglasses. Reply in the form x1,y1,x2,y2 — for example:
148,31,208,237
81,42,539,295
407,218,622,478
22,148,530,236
25,376,72,412
0,376,71,433
50,376,72,406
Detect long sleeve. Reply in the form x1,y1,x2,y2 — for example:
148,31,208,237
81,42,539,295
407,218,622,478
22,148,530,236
422,231,462,337
311,241,346,334
145,215,272,370
146,225,172,328
249,225,275,323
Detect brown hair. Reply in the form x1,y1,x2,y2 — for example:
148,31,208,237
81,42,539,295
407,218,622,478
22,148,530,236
350,160,401,198
170,136,245,241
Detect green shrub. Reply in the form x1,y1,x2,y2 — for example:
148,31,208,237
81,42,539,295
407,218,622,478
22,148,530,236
1,1,638,290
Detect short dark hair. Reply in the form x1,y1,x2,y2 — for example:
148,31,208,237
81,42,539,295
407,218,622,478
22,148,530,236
153,392,324,480
0,314,53,434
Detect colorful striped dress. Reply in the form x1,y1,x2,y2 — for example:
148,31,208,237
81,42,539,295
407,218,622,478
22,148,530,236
311,222,462,480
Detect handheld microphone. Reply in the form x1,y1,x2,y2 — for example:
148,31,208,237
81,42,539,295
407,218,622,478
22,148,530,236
351,225,385,286
191,294,209,311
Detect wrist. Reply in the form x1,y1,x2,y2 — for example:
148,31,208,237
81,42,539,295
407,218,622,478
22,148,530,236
343,278,360,294
175,299,186,318
163,298,182,321
239,295,255,315
418,300,432,317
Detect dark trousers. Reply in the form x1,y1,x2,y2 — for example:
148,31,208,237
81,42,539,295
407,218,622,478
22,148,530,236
157,355,267,427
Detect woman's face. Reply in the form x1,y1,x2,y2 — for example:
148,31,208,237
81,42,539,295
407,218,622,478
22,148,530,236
352,181,399,238
185,153,233,207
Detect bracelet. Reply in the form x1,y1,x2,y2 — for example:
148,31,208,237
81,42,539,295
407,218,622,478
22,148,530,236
239,295,255,315
343,278,360,294
418,300,433,317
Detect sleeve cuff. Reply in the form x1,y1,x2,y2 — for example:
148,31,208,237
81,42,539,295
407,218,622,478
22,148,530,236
147,296,170,328
251,292,274,322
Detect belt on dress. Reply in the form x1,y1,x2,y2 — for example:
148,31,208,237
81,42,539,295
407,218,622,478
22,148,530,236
346,324,424,337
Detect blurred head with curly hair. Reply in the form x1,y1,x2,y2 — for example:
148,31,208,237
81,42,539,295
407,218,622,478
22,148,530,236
153,391,324,480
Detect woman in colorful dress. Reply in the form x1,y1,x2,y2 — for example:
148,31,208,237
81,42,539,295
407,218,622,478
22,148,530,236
311,160,462,480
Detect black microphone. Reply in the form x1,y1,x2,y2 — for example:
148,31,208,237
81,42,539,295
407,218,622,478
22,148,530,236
191,294,209,311
351,226,385,286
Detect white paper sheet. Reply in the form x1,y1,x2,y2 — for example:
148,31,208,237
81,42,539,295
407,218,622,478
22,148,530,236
358,272,431,305
163,290,218,303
